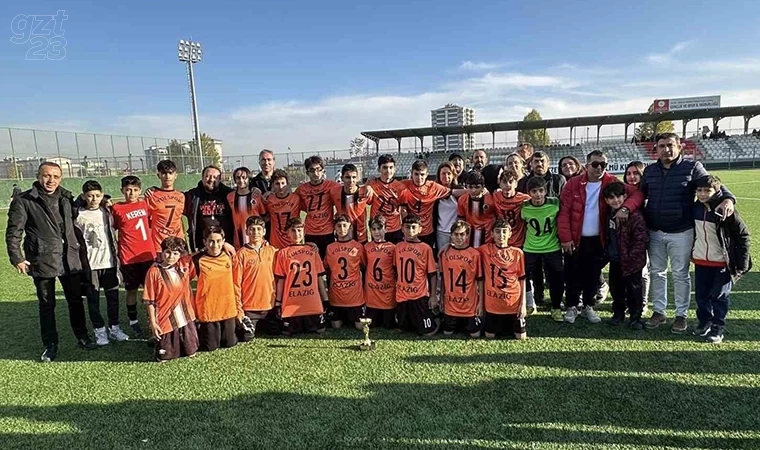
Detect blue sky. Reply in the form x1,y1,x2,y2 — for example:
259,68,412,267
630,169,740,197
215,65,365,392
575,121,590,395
2,0,760,156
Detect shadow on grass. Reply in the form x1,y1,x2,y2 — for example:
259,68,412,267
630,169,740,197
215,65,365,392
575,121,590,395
525,315,760,342
728,271,760,311
3,293,760,362
1,376,759,449
0,298,438,362
407,349,760,375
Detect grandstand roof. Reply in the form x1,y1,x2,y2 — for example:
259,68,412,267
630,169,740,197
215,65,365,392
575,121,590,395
361,105,760,141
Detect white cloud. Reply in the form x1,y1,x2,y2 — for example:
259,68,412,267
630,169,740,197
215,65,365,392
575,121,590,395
646,40,693,63
16,52,760,158
458,60,507,71
695,58,760,73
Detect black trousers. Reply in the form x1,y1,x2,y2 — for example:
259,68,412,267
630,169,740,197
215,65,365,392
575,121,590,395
535,256,603,302
609,261,644,319
33,273,88,347
86,268,121,329
524,250,564,309
531,263,545,302
565,237,607,308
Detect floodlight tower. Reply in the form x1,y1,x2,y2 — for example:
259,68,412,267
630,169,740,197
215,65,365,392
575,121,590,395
178,39,204,168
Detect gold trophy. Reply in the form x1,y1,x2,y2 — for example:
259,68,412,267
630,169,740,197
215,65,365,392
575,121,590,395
359,317,376,351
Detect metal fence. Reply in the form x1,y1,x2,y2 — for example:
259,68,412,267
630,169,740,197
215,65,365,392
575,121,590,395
0,128,190,180
0,127,367,181
2,125,758,182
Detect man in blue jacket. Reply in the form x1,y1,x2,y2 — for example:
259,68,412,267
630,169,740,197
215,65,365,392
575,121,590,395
640,133,735,333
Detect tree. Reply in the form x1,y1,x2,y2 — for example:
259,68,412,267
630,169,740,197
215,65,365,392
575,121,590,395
200,134,221,168
635,103,675,140
517,109,550,147
349,137,366,157
186,134,222,171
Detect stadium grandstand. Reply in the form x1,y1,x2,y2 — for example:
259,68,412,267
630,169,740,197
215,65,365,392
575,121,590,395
355,104,760,178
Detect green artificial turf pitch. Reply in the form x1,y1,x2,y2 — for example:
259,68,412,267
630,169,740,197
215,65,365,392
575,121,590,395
0,169,759,449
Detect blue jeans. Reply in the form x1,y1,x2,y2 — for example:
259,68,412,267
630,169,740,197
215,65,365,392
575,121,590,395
648,229,694,318
694,265,732,328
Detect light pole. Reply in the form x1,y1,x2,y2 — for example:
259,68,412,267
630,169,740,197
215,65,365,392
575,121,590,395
178,39,204,169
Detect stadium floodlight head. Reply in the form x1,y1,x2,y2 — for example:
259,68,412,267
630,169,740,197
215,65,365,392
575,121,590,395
178,39,202,63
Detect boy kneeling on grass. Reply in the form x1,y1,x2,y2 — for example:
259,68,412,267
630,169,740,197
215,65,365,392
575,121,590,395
602,182,649,330
274,217,330,336
394,213,440,336
232,215,279,340
192,226,252,352
439,220,484,338
325,214,367,330
363,216,398,329
143,237,198,362
692,175,751,344
479,220,527,340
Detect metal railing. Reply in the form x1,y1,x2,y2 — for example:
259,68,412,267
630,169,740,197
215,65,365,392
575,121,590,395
1,125,758,182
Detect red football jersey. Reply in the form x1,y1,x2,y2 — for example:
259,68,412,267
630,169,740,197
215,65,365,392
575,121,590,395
111,201,156,265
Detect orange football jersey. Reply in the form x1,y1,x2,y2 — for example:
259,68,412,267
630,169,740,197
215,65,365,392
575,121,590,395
263,193,303,250
367,179,406,233
492,191,531,247
145,188,186,252
296,180,339,236
191,252,242,323
274,244,326,318
478,243,525,315
227,191,266,249
456,193,496,247
439,246,483,317
394,240,437,302
399,180,451,236
363,241,397,309
324,240,366,307
142,257,196,336
330,185,374,243
233,244,277,312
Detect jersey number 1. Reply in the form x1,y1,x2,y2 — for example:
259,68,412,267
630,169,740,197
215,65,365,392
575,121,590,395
135,218,148,241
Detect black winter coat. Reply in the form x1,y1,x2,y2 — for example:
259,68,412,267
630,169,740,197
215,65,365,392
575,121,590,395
641,155,735,233
6,183,83,278
697,193,753,282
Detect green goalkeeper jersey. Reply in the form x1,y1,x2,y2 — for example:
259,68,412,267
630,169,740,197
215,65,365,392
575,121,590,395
520,197,560,253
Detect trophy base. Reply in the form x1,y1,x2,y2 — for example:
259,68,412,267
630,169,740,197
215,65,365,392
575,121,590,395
358,340,376,351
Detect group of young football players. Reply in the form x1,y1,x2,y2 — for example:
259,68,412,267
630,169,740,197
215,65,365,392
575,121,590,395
74,148,749,362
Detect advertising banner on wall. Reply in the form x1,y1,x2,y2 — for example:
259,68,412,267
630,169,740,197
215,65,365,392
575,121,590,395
652,96,721,112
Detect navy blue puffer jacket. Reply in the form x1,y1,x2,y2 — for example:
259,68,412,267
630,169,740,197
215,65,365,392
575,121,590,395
641,155,734,233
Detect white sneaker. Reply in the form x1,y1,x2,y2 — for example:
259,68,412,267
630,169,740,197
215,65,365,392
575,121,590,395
582,306,602,324
94,327,109,346
564,306,578,324
109,325,130,342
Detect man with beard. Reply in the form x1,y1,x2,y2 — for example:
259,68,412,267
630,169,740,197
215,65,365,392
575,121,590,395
517,151,566,196
470,149,488,173
185,165,234,252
